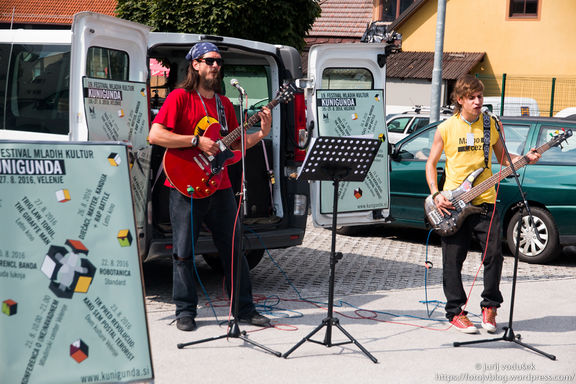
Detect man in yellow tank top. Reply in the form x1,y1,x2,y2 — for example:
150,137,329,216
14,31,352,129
425,75,541,334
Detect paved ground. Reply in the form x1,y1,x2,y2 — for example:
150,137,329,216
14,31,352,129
143,219,576,384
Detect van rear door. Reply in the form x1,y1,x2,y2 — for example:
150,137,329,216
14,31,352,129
70,12,152,258
70,12,150,141
305,43,391,227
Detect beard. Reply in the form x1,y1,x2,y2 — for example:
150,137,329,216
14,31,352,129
200,75,220,92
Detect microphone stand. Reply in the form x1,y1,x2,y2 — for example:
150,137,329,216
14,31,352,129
177,90,280,357
453,117,556,360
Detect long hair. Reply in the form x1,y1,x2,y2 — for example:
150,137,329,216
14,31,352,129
178,61,222,94
451,74,484,114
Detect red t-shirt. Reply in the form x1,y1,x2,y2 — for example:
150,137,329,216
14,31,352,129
153,88,239,190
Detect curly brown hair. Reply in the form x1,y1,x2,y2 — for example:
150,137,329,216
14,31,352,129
451,74,484,114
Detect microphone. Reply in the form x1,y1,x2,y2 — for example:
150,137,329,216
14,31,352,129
230,79,246,95
481,106,501,123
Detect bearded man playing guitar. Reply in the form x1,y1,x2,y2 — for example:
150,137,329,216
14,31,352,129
425,74,541,334
148,42,271,331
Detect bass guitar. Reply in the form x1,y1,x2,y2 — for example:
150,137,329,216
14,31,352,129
425,128,572,237
163,82,296,198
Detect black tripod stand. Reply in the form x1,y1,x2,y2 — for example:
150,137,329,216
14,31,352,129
453,115,558,360
283,136,381,363
176,91,280,357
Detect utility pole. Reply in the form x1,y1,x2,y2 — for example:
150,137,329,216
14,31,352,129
430,0,447,123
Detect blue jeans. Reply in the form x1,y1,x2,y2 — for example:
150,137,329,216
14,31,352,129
170,187,256,319
441,204,504,320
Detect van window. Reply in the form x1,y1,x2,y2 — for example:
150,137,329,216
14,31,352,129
0,43,70,134
222,64,270,131
86,47,129,80
321,68,373,89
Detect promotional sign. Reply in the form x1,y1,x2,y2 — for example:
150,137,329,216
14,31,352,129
0,141,153,383
316,89,388,213
82,77,151,241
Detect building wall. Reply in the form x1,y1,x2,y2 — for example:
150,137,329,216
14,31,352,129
396,0,576,78
387,78,446,107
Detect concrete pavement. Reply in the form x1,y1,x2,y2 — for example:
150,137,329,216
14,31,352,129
143,222,576,383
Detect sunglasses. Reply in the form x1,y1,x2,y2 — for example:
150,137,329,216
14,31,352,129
196,57,223,66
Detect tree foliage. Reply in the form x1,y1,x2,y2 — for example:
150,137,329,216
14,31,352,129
116,0,321,51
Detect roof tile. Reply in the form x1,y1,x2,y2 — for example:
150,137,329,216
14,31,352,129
386,51,485,80
308,0,374,38
0,0,116,25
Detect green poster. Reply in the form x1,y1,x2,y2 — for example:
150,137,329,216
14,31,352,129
82,77,151,256
0,141,153,383
316,89,389,214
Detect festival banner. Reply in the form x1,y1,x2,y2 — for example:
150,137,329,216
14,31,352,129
82,77,151,248
316,89,389,213
0,141,153,383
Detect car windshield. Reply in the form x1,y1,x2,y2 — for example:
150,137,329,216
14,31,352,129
395,125,442,161
495,123,530,159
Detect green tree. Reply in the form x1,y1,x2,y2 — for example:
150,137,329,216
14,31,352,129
116,0,321,51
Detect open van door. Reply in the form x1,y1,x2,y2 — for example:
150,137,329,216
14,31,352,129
69,12,150,141
304,43,391,227
70,12,152,258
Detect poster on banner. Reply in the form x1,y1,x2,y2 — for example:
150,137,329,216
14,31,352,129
316,89,388,214
0,141,153,383
82,77,151,252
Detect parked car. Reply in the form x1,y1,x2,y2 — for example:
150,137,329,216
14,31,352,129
386,106,452,144
389,116,576,264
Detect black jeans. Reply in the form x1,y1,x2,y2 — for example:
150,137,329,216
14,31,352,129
441,204,504,320
169,187,256,319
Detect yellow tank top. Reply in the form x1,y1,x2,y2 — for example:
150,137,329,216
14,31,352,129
438,113,499,205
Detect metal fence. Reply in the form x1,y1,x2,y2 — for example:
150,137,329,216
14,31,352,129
477,74,576,117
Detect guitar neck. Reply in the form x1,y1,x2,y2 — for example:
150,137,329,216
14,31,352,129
221,98,281,147
460,141,552,203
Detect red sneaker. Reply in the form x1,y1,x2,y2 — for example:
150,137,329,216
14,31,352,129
450,314,478,334
482,307,497,333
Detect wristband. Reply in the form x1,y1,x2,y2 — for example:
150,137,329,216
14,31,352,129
432,191,441,200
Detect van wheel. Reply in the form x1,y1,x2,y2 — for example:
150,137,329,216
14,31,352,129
506,207,560,264
335,226,358,236
202,249,265,272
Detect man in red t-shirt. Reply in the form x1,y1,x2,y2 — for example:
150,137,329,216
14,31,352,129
149,42,272,331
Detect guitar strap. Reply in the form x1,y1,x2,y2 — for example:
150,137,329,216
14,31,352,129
215,94,228,135
196,91,228,135
482,113,491,169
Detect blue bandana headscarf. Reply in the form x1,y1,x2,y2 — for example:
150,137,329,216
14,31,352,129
185,42,220,61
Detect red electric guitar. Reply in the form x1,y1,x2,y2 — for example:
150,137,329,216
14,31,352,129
163,82,296,198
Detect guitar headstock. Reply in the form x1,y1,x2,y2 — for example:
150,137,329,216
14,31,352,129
549,128,573,148
275,82,298,104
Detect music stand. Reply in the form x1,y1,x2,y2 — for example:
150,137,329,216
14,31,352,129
283,136,381,363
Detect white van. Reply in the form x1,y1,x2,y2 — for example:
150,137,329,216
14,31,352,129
0,12,397,266
483,96,540,117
